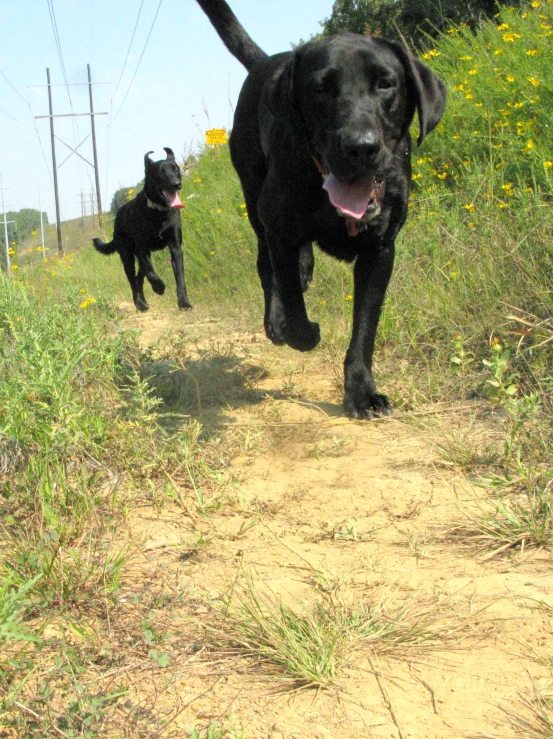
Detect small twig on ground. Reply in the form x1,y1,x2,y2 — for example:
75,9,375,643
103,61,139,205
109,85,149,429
262,523,319,573
14,701,69,739
156,676,222,737
164,470,200,528
369,655,406,739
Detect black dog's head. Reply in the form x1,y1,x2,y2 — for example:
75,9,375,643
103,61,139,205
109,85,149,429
143,148,184,209
268,35,446,222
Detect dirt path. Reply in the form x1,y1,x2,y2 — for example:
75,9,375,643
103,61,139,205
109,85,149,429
117,300,553,739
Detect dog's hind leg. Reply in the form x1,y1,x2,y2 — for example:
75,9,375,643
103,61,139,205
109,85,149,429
119,248,148,312
135,264,149,311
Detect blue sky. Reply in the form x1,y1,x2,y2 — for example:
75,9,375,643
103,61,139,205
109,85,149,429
0,0,334,223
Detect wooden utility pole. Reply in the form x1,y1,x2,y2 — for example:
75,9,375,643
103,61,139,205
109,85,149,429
1,175,15,272
88,64,103,222
46,68,63,255
33,67,108,255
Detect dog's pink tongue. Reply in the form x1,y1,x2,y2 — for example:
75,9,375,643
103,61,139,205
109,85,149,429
169,191,185,209
323,173,374,219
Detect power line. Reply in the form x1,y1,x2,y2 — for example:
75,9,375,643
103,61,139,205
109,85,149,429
112,0,145,102
113,0,163,122
0,106,31,129
46,0,86,195
0,66,53,184
104,0,146,206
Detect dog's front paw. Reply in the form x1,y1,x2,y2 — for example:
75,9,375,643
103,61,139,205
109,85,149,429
134,298,149,312
344,390,392,420
178,299,193,311
285,321,320,352
150,276,165,295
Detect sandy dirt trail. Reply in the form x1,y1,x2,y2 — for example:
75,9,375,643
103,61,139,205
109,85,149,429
116,300,553,739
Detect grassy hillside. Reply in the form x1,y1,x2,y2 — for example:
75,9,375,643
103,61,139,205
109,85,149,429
1,3,553,736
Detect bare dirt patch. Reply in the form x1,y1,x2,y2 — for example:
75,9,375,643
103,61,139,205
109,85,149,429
116,304,552,738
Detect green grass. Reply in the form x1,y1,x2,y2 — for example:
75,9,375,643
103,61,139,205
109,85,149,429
209,575,466,689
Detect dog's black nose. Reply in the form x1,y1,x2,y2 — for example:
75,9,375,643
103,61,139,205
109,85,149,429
342,131,382,161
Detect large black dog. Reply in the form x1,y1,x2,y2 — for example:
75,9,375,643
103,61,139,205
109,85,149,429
93,148,192,312
195,0,446,419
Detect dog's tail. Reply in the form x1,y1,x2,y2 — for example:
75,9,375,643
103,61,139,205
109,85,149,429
93,237,117,255
195,0,267,71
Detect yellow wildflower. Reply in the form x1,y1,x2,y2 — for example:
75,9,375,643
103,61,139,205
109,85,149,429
506,75,515,82
10,264,18,270
528,77,541,87
80,297,96,309
544,161,553,169
503,32,521,41
464,203,475,212
526,49,538,55
523,139,535,153
344,295,353,301
497,23,510,30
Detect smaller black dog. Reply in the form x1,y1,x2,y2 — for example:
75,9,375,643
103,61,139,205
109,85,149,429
93,147,192,312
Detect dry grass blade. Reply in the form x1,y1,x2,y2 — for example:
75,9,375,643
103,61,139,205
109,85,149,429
503,306,553,353
206,576,469,690
501,684,553,738
451,491,553,560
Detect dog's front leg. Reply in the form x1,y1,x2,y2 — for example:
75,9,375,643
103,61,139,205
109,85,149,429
168,241,192,310
266,235,320,352
343,241,395,419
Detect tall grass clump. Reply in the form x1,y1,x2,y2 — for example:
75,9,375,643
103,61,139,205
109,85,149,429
0,275,211,618
381,2,553,385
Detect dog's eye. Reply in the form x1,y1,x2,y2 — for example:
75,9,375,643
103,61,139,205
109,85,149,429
376,78,395,91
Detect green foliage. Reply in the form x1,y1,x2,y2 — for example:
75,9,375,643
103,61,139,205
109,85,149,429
0,208,48,248
0,575,42,644
321,0,525,46
110,181,142,214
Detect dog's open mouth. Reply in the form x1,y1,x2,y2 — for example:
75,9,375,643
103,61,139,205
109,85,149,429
323,172,385,223
165,190,185,209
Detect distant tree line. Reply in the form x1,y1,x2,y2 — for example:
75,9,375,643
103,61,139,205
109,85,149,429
320,0,526,47
0,208,48,247
110,181,144,215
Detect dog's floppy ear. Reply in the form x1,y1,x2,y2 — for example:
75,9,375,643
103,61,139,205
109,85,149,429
144,151,155,170
408,57,447,145
381,40,446,145
163,147,175,161
266,52,301,121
